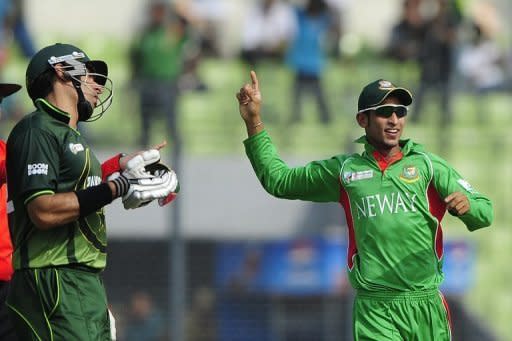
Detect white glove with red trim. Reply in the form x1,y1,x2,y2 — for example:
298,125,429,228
121,155,179,209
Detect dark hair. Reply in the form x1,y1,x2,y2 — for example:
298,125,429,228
27,67,56,102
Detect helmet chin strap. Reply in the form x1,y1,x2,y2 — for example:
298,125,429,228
71,78,93,121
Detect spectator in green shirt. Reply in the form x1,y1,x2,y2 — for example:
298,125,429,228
129,0,188,147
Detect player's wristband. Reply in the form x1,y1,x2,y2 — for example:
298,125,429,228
74,183,113,218
111,175,129,198
101,153,125,181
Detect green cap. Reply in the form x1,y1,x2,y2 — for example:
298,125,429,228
26,43,107,85
358,79,412,112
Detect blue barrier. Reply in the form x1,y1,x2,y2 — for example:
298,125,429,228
215,238,475,295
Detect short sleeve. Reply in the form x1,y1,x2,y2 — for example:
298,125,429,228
7,128,60,204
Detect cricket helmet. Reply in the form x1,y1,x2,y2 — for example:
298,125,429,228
26,43,113,121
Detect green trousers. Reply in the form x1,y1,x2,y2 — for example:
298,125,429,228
6,267,111,341
353,289,451,341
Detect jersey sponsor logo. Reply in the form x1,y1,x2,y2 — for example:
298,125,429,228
399,165,419,183
354,192,418,219
457,179,476,193
69,143,84,154
86,176,102,187
27,163,48,176
343,170,373,184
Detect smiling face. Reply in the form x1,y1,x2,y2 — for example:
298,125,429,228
356,95,406,155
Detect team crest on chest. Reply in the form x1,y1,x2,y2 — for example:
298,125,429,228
399,165,419,183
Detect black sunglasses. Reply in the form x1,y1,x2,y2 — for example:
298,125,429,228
359,104,408,118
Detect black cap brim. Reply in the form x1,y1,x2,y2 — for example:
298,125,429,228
0,83,22,100
382,88,413,106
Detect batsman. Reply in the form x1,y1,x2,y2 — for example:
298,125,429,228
237,71,493,340
5,43,178,340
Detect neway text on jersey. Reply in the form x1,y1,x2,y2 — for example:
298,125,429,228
353,192,418,219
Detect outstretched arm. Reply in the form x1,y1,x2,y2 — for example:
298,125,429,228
238,71,341,202
236,71,265,137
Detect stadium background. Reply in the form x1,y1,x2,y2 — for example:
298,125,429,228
1,0,511,340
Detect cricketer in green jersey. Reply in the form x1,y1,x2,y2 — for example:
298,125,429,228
5,43,176,341
236,71,493,340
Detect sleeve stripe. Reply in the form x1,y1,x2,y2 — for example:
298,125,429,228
23,190,55,205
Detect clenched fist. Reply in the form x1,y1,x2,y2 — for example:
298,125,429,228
445,192,470,216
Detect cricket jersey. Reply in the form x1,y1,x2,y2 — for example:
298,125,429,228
244,131,493,292
6,99,107,270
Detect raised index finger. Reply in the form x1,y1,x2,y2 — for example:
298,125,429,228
250,70,259,91
152,140,167,150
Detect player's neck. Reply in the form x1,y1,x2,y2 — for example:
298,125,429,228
374,145,401,161
46,91,79,128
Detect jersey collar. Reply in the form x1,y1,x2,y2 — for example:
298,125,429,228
354,135,420,157
35,98,71,124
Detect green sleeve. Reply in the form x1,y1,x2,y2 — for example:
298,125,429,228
429,153,493,231
7,128,60,204
244,131,342,203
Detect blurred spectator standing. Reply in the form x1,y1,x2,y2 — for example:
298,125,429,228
457,11,509,95
174,0,228,57
285,0,333,125
410,0,462,126
457,3,510,126
0,0,13,74
386,0,425,63
129,0,187,147
240,0,295,67
324,0,349,58
185,287,216,341
123,291,165,341
174,0,214,92
0,0,36,76
0,0,35,129
6,1,36,59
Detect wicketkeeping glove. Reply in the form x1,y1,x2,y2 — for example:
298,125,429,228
121,156,179,210
123,149,161,177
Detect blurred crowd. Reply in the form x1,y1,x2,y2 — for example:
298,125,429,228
129,0,511,147
386,0,511,126
109,287,216,341
1,0,511,144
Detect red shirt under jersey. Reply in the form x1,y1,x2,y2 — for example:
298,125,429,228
0,140,13,281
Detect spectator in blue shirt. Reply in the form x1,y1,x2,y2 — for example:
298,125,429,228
285,0,333,125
